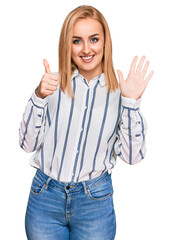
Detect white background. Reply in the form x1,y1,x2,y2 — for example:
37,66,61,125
0,0,171,239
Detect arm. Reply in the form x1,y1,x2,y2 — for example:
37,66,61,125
114,55,154,164
114,95,147,164
19,90,48,153
19,59,58,153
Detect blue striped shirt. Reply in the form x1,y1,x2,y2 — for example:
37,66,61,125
19,69,147,182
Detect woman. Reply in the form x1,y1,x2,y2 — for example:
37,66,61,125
19,5,154,240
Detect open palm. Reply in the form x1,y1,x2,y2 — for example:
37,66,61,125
117,56,154,100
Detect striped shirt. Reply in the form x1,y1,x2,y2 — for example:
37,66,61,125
19,69,147,183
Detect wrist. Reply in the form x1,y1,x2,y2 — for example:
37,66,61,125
121,95,142,109
35,88,44,99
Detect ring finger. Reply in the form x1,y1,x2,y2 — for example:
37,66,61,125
135,55,146,75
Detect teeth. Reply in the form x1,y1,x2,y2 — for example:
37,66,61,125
82,55,93,60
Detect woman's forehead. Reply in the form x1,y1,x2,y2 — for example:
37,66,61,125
73,18,104,37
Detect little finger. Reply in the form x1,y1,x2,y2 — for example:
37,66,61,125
144,70,154,86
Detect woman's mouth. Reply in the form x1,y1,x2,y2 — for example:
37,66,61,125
80,55,95,63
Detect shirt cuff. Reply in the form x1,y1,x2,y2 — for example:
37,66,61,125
31,88,48,107
121,95,142,109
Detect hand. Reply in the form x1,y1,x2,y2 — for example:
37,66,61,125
36,59,59,99
117,56,154,100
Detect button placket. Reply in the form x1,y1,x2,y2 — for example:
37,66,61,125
71,87,90,182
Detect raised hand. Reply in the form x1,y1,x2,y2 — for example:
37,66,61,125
36,59,59,99
117,56,154,100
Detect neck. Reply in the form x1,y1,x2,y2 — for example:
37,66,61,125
78,68,103,83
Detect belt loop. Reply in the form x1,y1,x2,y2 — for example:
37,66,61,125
82,181,88,195
44,177,52,190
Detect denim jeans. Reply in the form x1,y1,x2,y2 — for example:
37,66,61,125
25,169,116,240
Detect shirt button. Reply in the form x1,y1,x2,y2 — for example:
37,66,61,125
85,106,87,109
81,128,83,131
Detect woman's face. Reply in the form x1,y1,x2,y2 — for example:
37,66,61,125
71,18,105,81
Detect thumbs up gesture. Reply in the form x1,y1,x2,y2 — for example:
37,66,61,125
36,59,59,99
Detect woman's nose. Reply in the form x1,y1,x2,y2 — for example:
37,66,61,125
82,42,91,54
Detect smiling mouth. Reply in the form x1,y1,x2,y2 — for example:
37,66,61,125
81,55,94,59
80,55,95,62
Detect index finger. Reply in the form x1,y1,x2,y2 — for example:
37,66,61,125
128,56,138,76
47,73,59,81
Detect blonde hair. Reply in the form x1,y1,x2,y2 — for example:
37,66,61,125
58,5,118,99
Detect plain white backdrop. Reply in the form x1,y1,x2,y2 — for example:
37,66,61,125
0,0,171,239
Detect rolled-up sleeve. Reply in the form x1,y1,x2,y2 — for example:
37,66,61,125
114,95,147,165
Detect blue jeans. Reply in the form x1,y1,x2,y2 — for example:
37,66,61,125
25,169,116,240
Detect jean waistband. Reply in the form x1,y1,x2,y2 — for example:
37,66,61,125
35,169,111,193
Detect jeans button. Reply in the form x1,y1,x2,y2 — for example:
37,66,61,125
66,185,70,190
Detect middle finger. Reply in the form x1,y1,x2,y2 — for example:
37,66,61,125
45,73,58,81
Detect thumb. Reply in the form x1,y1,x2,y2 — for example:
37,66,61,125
116,70,124,85
43,59,51,73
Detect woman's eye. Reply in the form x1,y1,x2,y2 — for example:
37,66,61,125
73,39,81,44
73,38,99,44
90,38,98,43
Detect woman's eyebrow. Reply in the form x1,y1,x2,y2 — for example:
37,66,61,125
72,33,100,39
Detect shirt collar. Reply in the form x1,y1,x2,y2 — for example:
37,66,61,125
71,69,106,87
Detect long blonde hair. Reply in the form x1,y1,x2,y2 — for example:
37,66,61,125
58,5,118,99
